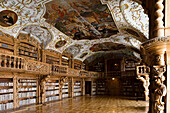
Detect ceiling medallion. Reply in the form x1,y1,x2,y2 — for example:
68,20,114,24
55,40,67,48
0,10,18,27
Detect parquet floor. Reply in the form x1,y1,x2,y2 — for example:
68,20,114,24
11,96,149,113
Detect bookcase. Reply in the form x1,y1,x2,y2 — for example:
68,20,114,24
96,80,106,95
0,78,13,111
73,59,82,70
0,31,14,55
88,62,104,72
45,79,59,102
17,33,40,61
62,82,69,99
44,50,61,64
61,52,71,67
61,56,69,66
82,63,86,70
74,80,81,97
121,77,145,100
18,79,37,106
92,81,97,95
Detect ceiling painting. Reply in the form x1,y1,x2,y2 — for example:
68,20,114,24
44,0,118,40
0,0,149,63
90,42,126,52
0,10,18,27
63,44,82,57
21,25,53,46
55,40,67,48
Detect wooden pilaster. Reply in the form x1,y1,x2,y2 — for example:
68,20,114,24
13,75,19,108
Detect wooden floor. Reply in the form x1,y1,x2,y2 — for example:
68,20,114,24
10,96,149,113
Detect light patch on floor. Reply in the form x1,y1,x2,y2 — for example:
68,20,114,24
10,96,149,113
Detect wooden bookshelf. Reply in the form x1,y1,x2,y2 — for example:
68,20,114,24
0,31,14,55
18,79,37,106
0,78,13,111
73,59,82,70
92,81,97,95
121,77,145,100
44,49,61,64
74,81,81,97
17,33,40,61
61,52,71,67
45,80,59,102
62,82,69,98
96,81,106,95
82,63,86,70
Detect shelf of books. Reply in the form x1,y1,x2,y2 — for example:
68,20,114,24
121,77,145,100
0,31,14,55
46,55,60,65
61,56,69,66
18,79,37,106
45,80,59,102
92,81,97,95
73,81,81,97
96,81,106,95
45,50,61,65
17,33,40,61
0,78,13,111
62,82,69,99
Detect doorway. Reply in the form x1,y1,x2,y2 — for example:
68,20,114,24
85,81,91,95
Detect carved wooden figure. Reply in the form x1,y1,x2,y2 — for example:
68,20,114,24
40,75,50,104
153,66,166,113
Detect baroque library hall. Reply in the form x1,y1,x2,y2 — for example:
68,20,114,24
0,0,169,113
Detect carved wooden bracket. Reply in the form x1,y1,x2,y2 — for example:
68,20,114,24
136,65,150,101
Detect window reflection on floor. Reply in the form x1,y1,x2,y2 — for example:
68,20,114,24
11,96,149,113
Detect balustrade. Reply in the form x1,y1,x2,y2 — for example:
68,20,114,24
136,65,150,75
51,64,68,75
89,71,100,78
0,53,25,71
68,68,79,77
0,54,100,77
79,70,89,77
25,60,50,74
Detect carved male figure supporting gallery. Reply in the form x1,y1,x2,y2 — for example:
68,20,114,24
153,66,166,113
59,77,68,99
40,75,50,104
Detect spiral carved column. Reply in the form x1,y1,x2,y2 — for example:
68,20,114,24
154,0,164,37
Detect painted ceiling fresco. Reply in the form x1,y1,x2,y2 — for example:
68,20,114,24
21,25,53,46
90,42,126,52
0,0,149,62
63,44,82,57
44,0,118,40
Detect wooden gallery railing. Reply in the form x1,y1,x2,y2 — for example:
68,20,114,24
51,64,68,75
26,60,50,74
0,53,25,72
68,68,79,77
79,70,89,77
0,54,100,78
